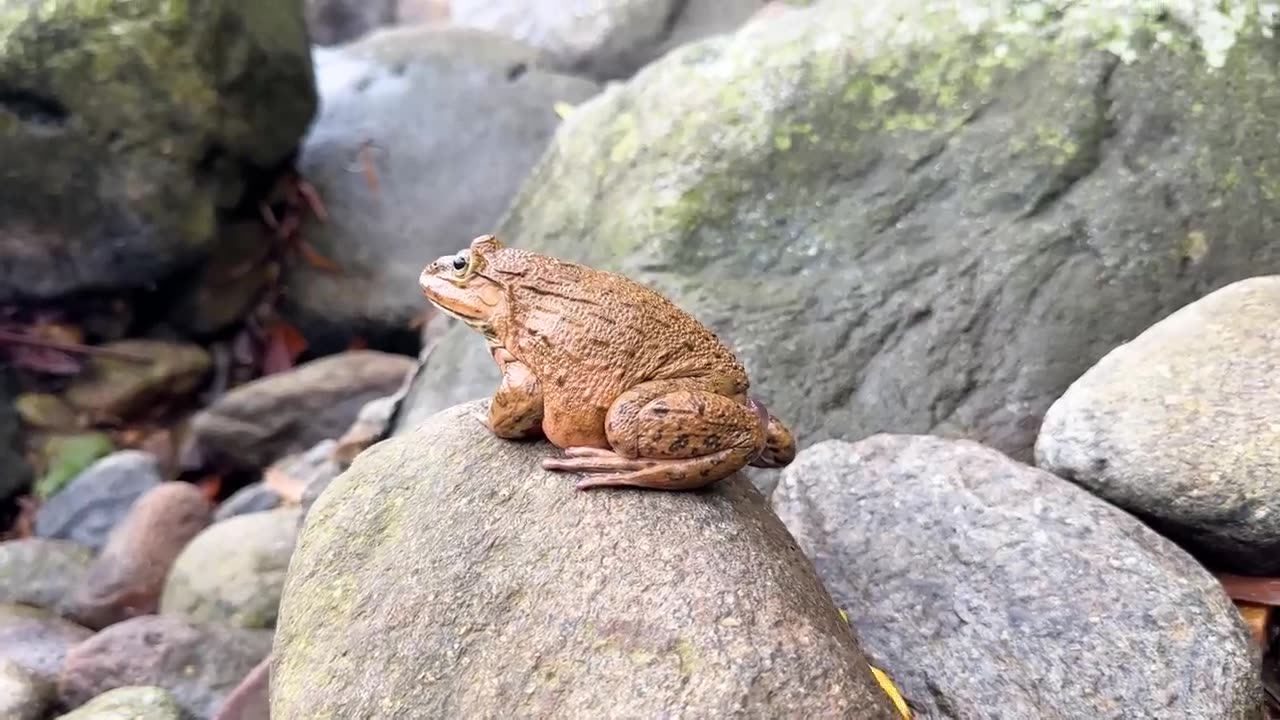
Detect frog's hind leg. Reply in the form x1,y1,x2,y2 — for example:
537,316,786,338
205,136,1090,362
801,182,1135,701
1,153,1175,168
541,380,764,491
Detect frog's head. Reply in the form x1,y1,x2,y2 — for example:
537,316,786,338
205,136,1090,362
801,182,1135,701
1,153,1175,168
419,234,511,340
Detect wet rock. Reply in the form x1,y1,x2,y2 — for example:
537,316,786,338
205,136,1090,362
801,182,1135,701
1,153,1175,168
0,538,93,610
306,0,397,45
398,1,1280,464
0,657,53,720
213,483,282,523
63,483,212,630
61,340,211,420
279,27,600,342
57,615,274,719
56,686,184,720
0,368,32,499
188,351,415,470
162,506,302,629
1036,276,1280,574
35,450,163,553
771,435,1261,719
0,604,93,682
0,0,317,302
273,400,898,718
33,433,116,500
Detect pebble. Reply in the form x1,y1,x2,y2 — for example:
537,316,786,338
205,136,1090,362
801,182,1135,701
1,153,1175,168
0,538,93,611
35,450,163,552
62,482,212,630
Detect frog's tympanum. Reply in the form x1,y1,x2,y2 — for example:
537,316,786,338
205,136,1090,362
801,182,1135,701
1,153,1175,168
419,235,796,491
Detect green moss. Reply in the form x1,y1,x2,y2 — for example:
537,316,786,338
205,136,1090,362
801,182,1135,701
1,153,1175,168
34,432,115,499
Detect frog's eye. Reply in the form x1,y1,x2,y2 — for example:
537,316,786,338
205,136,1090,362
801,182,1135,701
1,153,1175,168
451,253,468,271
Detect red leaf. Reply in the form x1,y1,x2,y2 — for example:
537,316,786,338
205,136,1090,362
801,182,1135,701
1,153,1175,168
195,474,223,503
1219,573,1280,605
260,322,308,375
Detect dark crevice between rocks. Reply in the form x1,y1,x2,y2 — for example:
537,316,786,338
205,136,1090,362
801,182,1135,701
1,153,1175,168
505,62,528,82
0,86,70,130
1020,53,1120,220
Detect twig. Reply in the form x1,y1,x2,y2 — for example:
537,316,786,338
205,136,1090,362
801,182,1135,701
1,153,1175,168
0,329,152,364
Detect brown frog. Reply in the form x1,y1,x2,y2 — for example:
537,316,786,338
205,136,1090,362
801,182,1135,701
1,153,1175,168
418,234,796,491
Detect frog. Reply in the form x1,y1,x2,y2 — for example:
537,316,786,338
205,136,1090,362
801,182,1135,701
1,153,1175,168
418,234,796,491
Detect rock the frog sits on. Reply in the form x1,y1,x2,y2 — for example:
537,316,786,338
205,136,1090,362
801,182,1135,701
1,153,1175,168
418,234,797,490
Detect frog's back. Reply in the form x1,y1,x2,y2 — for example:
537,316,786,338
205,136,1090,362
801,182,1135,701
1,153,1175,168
496,250,749,397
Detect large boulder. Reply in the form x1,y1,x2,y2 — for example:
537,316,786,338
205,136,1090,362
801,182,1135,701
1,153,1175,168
272,400,899,718
279,26,600,344
0,0,317,301
772,435,1261,719
395,0,1280,464
1036,276,1280,573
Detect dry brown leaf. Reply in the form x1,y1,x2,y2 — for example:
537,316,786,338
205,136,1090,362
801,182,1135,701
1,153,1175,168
1219,573,1280,605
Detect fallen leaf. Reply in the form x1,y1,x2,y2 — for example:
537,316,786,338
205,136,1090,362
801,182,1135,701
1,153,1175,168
34,432,116,499
263,463,307,505
346,336,369,351
260,321,309,375
195,474,223,503
1236,601,1273,648
297,239,342,273
869,665,911,719
1219,573,1280,605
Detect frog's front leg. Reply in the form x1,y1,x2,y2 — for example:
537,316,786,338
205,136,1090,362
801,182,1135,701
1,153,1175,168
487,358,545,440
542,379,764,491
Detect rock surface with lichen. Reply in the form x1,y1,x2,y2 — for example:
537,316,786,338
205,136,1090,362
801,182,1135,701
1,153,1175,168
272,400,899,719
773,434,1261,719
1036,275,1280,574
394,0,1280,465
0,0,317,302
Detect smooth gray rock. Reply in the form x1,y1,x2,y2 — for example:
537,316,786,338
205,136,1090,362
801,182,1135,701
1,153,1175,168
187,351,415,470
213,483,283,523
0,538,93,611
0,603,93,683
0,0,316,301
279,27,600,342
448,0,680,80
1036,275,1280,573
272,400,899,719
395,0,1280,465
772,435,1262,720
162,506,302,629
35,450,163,552
57,615,274,720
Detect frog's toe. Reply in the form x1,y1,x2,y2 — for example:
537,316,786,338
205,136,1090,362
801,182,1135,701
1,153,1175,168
542,453,656,474
561,446,619,458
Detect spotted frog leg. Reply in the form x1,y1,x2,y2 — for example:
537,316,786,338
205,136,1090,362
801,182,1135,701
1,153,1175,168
542,378,768,490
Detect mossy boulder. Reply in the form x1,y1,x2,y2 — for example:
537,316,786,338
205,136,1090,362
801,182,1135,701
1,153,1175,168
395,0,1280,464
0,0,317,301
272,400,899,718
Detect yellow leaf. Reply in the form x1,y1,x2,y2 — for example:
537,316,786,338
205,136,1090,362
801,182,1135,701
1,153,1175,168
838,608,849,624
553,101,575,119
869,665,911,719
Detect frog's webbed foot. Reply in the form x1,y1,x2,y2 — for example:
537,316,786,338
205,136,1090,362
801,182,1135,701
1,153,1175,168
544,447,752,491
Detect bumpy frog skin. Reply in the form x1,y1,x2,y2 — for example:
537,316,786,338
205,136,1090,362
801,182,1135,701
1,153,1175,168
418,234,796,491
